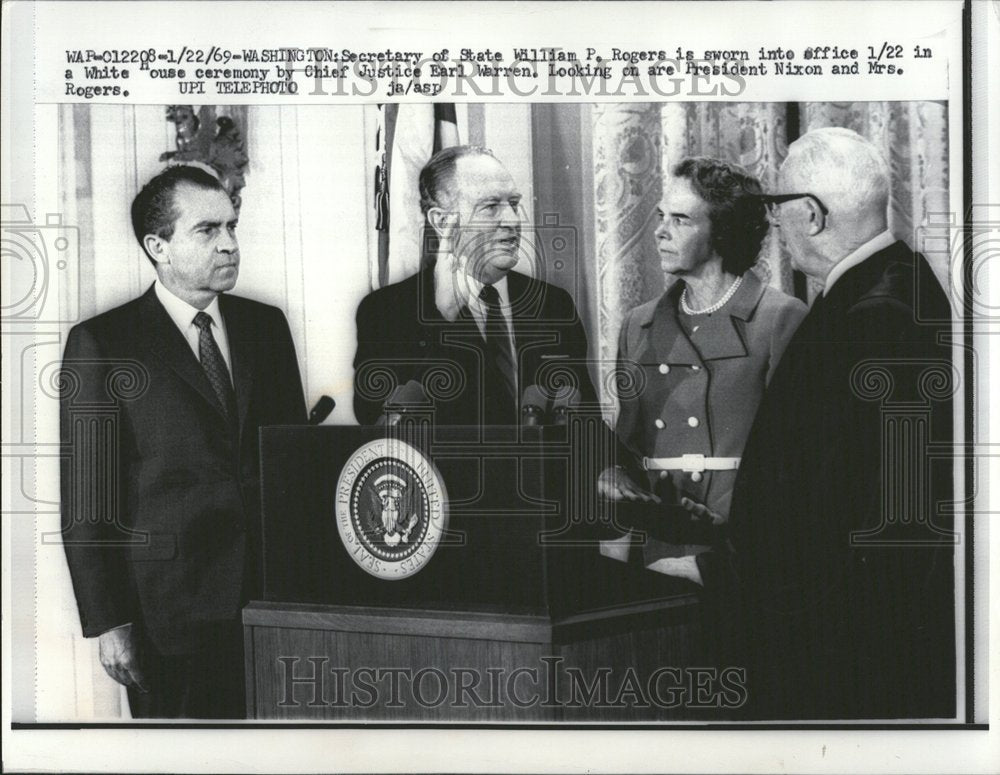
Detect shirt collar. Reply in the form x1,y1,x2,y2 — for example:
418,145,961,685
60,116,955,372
823,230,895,296
154,280,223,330
465,273,511,312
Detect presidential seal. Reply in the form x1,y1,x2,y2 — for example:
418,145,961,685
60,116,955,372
335,438,448,580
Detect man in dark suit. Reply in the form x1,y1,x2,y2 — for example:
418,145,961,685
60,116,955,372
694,127,957,719
354,146,596,425
60,165,306,718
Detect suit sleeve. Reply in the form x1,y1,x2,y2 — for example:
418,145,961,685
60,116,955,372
270,306,307,424
60,324,133,637
697,297,806,606
353,292,387,426
609,310,646,480
561,290,599,405
746,296,938,616
553,285,631,480
766,297,808,385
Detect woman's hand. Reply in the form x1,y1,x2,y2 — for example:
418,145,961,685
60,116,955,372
598,466,661,503
680,496,725,525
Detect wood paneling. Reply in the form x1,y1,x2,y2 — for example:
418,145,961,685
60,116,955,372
245,600,705,721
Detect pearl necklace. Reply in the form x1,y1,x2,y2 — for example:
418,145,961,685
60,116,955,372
680,275,743,316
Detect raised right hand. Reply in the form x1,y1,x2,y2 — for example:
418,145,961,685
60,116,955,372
433,250,465,321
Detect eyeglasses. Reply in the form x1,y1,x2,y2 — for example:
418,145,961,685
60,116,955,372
758,193,829,226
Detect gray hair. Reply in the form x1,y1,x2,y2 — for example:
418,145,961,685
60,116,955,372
418,145,497,216
780,127,890,224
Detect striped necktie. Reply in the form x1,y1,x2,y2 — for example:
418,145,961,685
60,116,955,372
194,311,236,422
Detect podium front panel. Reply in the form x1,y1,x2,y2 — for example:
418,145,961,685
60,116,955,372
260,424,693,620
262,425,551,615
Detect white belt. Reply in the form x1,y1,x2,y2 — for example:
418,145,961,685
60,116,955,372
642,454,741,473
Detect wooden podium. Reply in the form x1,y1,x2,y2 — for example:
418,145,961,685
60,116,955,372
244,422,709,721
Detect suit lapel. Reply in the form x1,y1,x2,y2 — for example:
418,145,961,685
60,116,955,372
455,304,481,337
507,272,571,387
507,271,537,349
418,268,482,349
689,314,748,360
137,286,228,418
220,294,255,433
644,283,701,365
641,273,767,363
690,271,767,361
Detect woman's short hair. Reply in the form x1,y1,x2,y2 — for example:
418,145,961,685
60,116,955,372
672,157,768,275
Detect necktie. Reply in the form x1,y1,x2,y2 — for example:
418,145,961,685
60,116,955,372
478,284,517,421
193,311,236,422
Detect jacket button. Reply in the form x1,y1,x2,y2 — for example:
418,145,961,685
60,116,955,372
691,472,703,483
690,364,701,371
654,418,665,430
660,470,669,480
658,364,670,374
687,416,699,428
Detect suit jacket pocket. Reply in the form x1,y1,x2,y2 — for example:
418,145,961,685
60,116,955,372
128,532,177,562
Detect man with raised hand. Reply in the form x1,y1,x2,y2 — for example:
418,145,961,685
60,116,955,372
353,145,596,426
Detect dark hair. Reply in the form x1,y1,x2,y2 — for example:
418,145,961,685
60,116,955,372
130,165,227,264
418,145,497,216
671,157,768,275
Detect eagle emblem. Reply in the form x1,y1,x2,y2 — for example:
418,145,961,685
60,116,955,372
369,473,420,547
335,438,448,580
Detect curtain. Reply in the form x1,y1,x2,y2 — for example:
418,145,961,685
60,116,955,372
591,104,664,374
588,101,950,407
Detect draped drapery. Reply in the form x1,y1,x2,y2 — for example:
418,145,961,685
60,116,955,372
587,101,949,407
591,104,664,374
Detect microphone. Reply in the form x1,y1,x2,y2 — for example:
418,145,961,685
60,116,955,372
309,395,335,425
520,385,547,426
381,380,431,426
550,388,582,426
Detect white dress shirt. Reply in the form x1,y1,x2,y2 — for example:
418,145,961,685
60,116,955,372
154,281,233,382
464,274,517,349
463,272,519,397
464,274,512,334
823,229,895,296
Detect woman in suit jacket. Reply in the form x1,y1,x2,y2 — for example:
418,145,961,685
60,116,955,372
599,157,806,584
